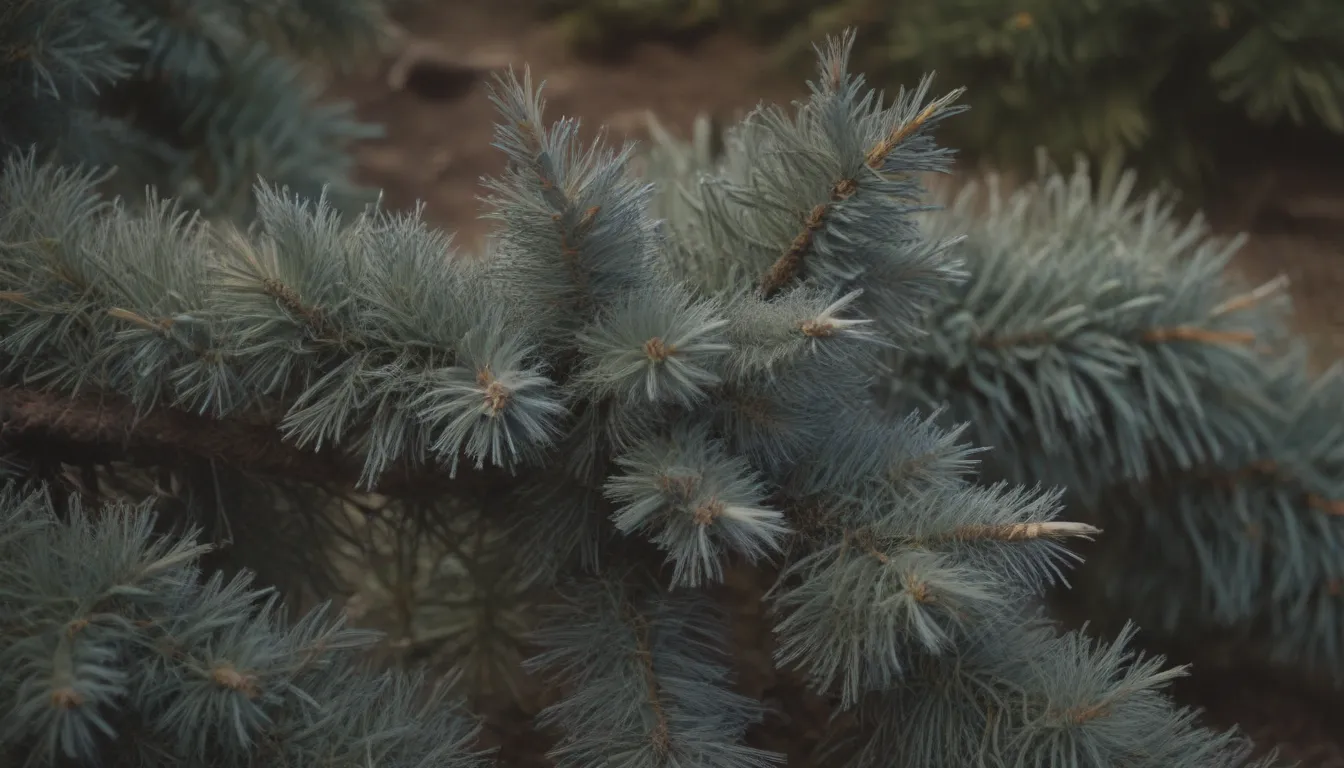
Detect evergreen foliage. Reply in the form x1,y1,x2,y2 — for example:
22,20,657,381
0,0,389,221
645,114,1344,691
538,0,1344,190
890,161,1344,688
0,489,488,768
0,15,1294,768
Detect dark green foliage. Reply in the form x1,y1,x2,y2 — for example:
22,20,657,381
0,0,389,221
818,0,1344,191
539,0,1344,191
0,13,1294,768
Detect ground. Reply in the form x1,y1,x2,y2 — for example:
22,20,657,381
330,0,1344,764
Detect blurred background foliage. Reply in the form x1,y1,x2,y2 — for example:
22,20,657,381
529,0,1344,197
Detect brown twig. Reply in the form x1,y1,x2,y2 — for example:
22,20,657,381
624,606,672,757
1182,459,1344,516
0,385,499,497
758,96,951,299
862,101,943,170
977,277,1285,351
1209,276,1289,318
1139,326,1256,345
945,521,1101,542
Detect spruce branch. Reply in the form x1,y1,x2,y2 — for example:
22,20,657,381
634,36,1282,764
975,323,1260,350
0,385,509,499
757,31,966,300
875,158,1344,685
526,578,782,768
0,488,489,768
573,284,731,409
0,154,567,489
481,67,658,338
939,519,1101,543
604,422,788,588
1,17,1296,767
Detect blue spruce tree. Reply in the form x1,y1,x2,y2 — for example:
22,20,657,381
0,7,1292,767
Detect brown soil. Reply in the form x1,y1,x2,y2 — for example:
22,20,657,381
336,1,800,246
331,1,1344,764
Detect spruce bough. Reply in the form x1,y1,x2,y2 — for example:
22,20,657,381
647,108,1344,698
0,31,1284,768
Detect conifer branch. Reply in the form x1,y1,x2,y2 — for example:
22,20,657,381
624,604,673,757
1209,276,1290,318
0,385,505,497
528,582,779,768
1150,458,1344,518
858,157,1344,686
1138,326,1256,345
863,101,945,169
1,18,1290,766
757,88,960,300
0,490,489,767
758,189,854,300
944,520,1102,542
976,324,1258,349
